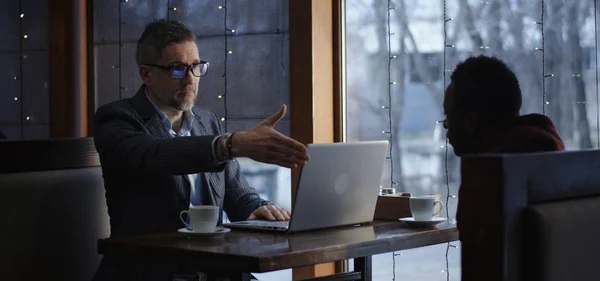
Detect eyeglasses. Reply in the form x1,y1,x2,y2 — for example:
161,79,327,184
144,61,209,79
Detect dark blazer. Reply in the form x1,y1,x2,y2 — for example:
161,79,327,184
92,85,265,281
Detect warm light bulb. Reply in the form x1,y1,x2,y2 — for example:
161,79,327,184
20,14,24,18
25,116,30,121
220,117,225,121
14,97,18,101
23,34,28,39
228,50,233,54
218,95,223,99
218,5,223,9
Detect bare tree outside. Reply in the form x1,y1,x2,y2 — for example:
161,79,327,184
345,0,598,279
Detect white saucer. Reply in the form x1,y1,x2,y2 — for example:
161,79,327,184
177,226,231,237
399,217,447,228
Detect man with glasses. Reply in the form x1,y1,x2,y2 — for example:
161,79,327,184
93,20,309,281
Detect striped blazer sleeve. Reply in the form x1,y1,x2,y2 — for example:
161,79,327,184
200,110,266,221
94,101,226,176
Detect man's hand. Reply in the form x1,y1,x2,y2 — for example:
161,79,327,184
231,105,309,168
247,204,291,221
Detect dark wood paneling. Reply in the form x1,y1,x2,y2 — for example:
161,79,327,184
48,0,89,138
0,1,19,51
0,138,100,173
22,50,49,124
98,221,458,273
227,34,289,119
227,0,288,34
22,0,49,50
0,53,21,124
87,0,96,135
95,44,120,108
168,1,223,37
333,0,342,143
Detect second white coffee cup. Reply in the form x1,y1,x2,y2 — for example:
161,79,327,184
409,196,444,221
180,205,220,232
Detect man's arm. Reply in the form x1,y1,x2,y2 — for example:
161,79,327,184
222,159,265,221
94,103,226,175
201,110,265,221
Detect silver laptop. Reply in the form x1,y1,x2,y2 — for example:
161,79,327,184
224,140,388,233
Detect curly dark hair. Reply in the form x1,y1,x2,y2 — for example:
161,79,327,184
450,55,522,120
136,19,196,65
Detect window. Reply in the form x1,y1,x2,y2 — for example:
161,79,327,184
344,0,598,279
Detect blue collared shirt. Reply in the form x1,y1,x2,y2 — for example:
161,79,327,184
145,91,209,207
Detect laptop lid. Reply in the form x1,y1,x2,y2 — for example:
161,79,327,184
287,141,388,233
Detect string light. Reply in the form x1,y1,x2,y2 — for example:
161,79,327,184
538,0,547,114
220,0,233,131
442,0,455,279
25,116,30,121
118,0,124,99
19,0,24,139
14,97,18,101
595,0,599,148
384,0,401,277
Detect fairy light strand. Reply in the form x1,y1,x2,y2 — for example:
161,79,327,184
118,0,123,100
595,0,599,148
19,0,24,138
167,0,171,20
386,1,398,278
541,0,546,114
443,0,452,279
221,0,230,132
387,1,395,190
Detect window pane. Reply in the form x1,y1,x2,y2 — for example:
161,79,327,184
345,0,598,279
345,0,458,279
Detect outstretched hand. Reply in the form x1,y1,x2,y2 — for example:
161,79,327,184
231,105,309,168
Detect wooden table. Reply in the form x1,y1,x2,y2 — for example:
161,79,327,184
98,220,458,281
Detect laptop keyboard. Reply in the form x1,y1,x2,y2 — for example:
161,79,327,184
248,220,289,227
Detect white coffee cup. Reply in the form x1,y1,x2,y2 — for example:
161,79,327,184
409,196,444,221
179,205,220,232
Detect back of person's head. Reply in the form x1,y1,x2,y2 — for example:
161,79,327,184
450,55,522,122
136,20,196,65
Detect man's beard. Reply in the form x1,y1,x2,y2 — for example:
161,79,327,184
168,89,197,111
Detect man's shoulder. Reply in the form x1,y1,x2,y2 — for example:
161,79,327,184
191,106,219,122
95,98,139,120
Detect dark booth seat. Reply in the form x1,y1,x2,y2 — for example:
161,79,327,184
0,138,109,281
